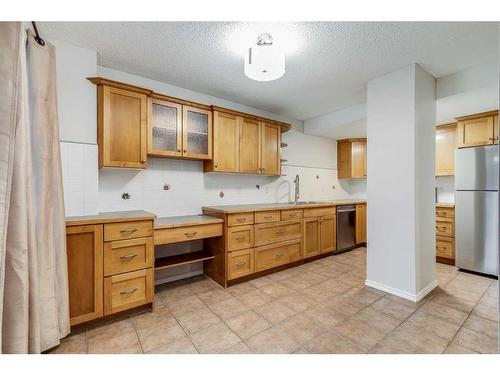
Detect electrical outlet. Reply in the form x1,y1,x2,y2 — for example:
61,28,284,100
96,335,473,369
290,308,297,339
163,184,171,191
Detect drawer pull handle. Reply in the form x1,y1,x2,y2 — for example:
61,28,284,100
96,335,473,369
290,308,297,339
236,236,246,241
120,228,138,234
185,231,198,237
275,252,285,258
236,218,247,222
436,246,448,250
120,253,138,260
275,230,285,235
436,226,447,232
120,288,138,296
264,215,273,219
288,214,297,217
236,261,247,267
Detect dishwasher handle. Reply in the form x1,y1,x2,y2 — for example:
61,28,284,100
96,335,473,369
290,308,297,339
337,208,356,213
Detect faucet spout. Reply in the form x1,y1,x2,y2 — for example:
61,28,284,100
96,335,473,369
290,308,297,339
294,174,300,204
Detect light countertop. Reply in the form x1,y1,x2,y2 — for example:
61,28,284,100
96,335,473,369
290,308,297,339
202,200,367,213
66,210,156,226
436,203,455,208
154,215,223,229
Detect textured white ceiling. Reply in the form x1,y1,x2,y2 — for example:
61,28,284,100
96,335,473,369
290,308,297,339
38,22,498,120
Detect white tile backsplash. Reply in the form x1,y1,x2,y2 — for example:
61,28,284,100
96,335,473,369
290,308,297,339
60,141,99,216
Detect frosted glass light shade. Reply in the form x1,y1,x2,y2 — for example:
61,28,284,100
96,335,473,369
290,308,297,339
244,44,285,82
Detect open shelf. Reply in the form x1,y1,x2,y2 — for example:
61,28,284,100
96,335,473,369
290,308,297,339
154,251,215,270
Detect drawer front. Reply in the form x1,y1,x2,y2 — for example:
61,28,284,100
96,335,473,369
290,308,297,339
104,237,153,276
227,225,254,251
303,207,335,218
228,212,254,227
255,210,281,224
104,269,153,315
254,220,302,247
255,239,302,272
435,221,454,237
281,209,303,221
154,223,222,245
436,207,454,219
436,236,454,259
104,220,153,242
228,248,254,280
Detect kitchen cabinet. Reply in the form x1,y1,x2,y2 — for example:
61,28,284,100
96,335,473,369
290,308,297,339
303,209,336,257
337,138,367,179
435,205,455,265
147,96,212,160
89,78,151,169
204,107,288,175
435,123,457,176
355,204,367,244
456,111,498,148
319,215,336,253
303,217,320,258
66,224,104,326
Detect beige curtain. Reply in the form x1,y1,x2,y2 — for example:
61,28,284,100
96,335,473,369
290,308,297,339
0,22,70,354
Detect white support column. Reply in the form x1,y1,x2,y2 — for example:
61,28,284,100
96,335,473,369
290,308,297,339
365,64,437,302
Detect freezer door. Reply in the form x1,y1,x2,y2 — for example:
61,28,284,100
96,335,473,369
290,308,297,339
455,190,499,276
455,145,499,191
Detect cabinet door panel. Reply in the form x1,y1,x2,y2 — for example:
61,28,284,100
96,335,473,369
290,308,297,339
355,205,367,244
351,141,366,178
494,115,498,145
320,215,336,253
239,118,261,173
148,98,182,157
458,116,494,148
303,218,320,258
213,112,239,172
102,86,147,168
183,106,212,159
260,123,280,175
337,141,351,179
66,224,103,326
435,124,457,176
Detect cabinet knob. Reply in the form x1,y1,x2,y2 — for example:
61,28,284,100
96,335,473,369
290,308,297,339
177,149,181,152
489,137,494,141
214,164,218,168
183,149,187,153
141,159,146,164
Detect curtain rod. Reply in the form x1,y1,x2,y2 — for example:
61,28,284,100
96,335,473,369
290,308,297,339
31,21,45,46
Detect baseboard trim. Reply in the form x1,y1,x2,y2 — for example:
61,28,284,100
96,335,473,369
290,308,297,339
365,279,438,302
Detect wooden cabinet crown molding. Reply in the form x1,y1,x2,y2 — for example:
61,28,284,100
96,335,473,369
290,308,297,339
87,77,153,95
455,110,498,122
150,92,211,111
211,105,291,133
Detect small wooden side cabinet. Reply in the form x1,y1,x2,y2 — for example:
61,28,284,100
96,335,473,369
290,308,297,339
456,110,498,148
435,204,455,265
337,138,367,179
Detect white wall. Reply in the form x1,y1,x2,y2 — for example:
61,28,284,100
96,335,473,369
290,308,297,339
366,64,436,301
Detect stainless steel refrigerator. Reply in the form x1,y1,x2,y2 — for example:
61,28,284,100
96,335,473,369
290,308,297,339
455,145,499,276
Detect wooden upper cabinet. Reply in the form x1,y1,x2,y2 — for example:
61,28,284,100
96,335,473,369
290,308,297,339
207,111,239,172
260,123,281,175
239,118,261,173
337,138,367,179
435,123,457,176
456,111,498,148
90,78,151,169
355,204,367,244
148,97,182,157
66,224,104,326
182,106,212,159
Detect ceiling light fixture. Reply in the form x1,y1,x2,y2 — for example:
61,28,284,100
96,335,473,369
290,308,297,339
244,33,285,82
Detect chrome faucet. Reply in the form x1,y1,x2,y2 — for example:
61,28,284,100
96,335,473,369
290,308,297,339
294,174,300,204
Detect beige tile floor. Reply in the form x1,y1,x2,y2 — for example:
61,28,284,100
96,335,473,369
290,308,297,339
48,247,499,354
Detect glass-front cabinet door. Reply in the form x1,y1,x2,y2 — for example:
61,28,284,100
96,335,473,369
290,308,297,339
147,97,182,157
182,106,212,160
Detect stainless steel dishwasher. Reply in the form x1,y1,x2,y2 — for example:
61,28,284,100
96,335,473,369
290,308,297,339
336,205,356,252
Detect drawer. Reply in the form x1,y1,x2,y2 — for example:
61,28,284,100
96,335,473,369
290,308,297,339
255,239,302,272
154,223,222,245
436,236,454,259
255,210,281,224
228,248,254,280
104,237,153,276
104,220,153,242
303,207,335,218
281,209,303,221
436,207,455,219
254,220,302,247
227,212,254,227
227,225,254,251
104,269,153,315
435,221,454,237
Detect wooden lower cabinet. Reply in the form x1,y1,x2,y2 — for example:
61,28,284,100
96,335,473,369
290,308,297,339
254,220,302,247
355,204,367,244
103,237,153,277
303,217,321,258
320,215,336,254
435,205,455,264
254,239,302,272
228,248,254,280
227,225,254,251
66,224,104,326
104,268,153,315
436,236,455,260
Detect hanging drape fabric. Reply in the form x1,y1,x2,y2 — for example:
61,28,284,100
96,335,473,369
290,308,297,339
0,22,70,354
